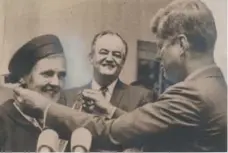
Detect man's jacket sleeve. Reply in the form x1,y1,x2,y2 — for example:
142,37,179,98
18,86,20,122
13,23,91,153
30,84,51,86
45,83,203,147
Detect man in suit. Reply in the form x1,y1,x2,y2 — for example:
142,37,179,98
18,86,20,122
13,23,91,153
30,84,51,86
14,0,227,151
0,34,67,152
65,30,155,119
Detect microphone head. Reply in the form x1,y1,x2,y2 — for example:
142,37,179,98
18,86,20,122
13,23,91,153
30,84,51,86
37,129,59,152
71,128,92,152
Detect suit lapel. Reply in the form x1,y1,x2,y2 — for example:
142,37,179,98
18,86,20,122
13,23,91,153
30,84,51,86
110,80,127,107
70,80,127,108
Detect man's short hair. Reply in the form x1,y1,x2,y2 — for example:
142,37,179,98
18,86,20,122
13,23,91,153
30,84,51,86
151,0,217,52
90,30,128,61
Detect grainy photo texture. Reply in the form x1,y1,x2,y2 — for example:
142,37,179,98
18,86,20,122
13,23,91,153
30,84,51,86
0,0,227,152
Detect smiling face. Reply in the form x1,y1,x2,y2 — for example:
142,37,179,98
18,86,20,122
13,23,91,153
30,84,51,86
23,54,66,102
90,34,127,79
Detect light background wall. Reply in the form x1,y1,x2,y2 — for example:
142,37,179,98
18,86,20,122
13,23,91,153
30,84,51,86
0,0,226,89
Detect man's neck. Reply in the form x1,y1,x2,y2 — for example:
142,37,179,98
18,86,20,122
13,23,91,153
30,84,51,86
185,56,215,78
93,73,118,87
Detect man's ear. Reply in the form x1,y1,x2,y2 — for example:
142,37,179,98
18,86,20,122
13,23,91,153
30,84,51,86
19,78,26,84
178,34,189,51
177,34,189,57
18,77,27,88
121,55,127,65
88,52,94,64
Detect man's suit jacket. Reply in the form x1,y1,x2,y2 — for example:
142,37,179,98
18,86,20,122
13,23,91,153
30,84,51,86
64,80,156,118
45,65,227,152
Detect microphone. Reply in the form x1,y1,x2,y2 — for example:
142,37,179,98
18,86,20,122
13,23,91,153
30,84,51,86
71,128,92,152
37,129,59,152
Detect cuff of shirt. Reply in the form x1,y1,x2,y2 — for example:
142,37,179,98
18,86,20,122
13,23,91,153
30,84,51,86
43,103,52,129
107,120,120,145
109,133,120,145
106,106,117,119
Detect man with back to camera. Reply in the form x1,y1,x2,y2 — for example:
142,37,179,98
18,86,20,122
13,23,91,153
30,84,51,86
13,0,227,151
0,34,67,152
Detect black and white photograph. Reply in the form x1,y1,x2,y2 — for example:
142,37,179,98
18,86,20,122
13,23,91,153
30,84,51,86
0,0,227,152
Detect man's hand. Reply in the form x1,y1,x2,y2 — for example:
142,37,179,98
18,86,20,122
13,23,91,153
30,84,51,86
82,89,116,117
13,87,53,117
